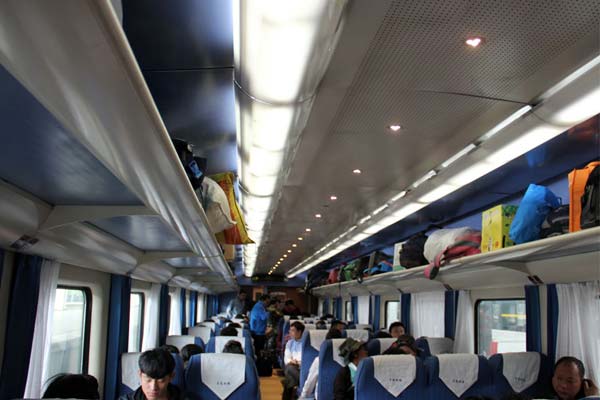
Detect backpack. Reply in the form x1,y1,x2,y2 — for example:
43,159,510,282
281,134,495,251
424,230,482,280
364,260,393,276
400,233,428,268
540,205,570,238
327,267,341,284
580,165,600,229
569,161,600,232
171,138,203,190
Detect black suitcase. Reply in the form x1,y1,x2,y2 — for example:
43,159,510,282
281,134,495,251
256,349,274,376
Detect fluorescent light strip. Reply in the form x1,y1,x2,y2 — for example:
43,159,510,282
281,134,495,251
440,144,477,169
478,105,531,142
411,170,437,189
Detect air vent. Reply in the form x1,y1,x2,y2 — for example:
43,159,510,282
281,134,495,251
10,235,39,250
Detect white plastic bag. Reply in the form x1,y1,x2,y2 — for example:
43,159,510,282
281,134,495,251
199,177,236,233
423,228,478,263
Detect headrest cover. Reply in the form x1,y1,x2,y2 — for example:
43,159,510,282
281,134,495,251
215,336,245,353
202,321,216,331
189,326,212,344
166,335,195,351
355,324,372,330
438,354,479,397
121,352,141,390
427,337,454,355
201,353,245,399
502,352,541,393
304,324,316,330
345,329,369,342
308,330,329,351
331,338,348,367
376,338,397,354
373,355,416,396
234,328,244,337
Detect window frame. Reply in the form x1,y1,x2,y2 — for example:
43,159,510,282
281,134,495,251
384,300,400,330
129,291,146,353
474,297,526,355
345,300,352,322
55,285,92,374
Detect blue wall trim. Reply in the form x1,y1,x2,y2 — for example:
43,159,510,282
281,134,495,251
373,295,381,331
444,291,459,339
179,289,187,332
525,285,542,352
547,284,559,362
158,284,169,345
401,293,411,334
351,296,358,324
189,291,197,327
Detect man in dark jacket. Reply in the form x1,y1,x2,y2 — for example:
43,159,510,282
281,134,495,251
119,348,187,400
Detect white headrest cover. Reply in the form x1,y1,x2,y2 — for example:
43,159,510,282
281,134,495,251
201,353,245,399
427,337,454,355
438,354,479,397
309,330,329,351
355,324,372,330
232,318,244,324
331,338,348,367
284,315,290,321
202,321,216,331
121,352,141,390
211,317,220,322
376,338,397,354
166,335,195,351
304,324,316,330
502,352,541,393
346,329,369,342
215,336,245,353
234,328,244,337
188,326,212,344
373,355,416,396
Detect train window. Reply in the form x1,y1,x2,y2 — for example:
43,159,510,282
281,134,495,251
128,292,145,352
476,298,526,356
345,301,352,322
385,301,400,329
46,286,91,378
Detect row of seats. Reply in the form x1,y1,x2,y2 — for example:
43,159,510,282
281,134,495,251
166,329,255,359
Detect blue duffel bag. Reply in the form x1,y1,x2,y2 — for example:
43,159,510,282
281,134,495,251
509,183,561,244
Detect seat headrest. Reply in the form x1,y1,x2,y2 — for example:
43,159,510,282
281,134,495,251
214,336,245,353
375,338,397,354
307,330,328,351
200,353,246,399
345,329,369,342
188,326,212,344
330,338,348,367
166,335,198,351
373,355,416,396
426,337,454,355
501,352,541,393
121,352,141,391
437,354,479,397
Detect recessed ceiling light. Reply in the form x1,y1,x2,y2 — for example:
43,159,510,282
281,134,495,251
287,249,292,253
389,124,402,132
298,237,303,241
466,37,483,48
292,243,297,247
330,195,338,201
283,254,288,258
305,228,311,232
279,257,284,261
353,169,362,174
315,213,322,218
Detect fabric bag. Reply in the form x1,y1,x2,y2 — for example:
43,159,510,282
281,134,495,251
327,267,341,284
424,227,477,263
540,205,570,238
200,177,236,234
211,172,254,245
424,230,481,279
400,232,428,268
569,161,600,232
509,184,561,244
171,138,203,190
580,165,600,229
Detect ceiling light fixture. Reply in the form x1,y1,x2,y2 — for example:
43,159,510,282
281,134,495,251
297,237,303,241
352,169,362,174
389,124,402,132
330,195,338,200
292,243,297,247
283,254,288,258
465,37,483,48
315,213,322,218
287,249,292,253
305,228,311,232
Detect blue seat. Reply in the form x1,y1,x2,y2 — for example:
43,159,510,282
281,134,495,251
344,329,370,342
120,352,184,396
425,354,493,399
166,335,205,352
355,355,428,399
186,353,259,400
367,338,397,356
206,335,255,359
317,339,348,400
299,329,329,393
171,353,185,389
489,352,552,399
414,337,454,357
188,326,213,345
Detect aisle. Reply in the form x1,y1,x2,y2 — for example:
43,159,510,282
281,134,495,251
259,370,283,400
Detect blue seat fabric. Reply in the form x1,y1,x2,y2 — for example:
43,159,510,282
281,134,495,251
354,356,428,399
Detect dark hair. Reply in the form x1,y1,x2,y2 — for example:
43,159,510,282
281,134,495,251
223,340,244,354
501,394,532,400
259,294,270,301
389,321,405,333
375,330,393,338
181,344,203,362
42,374,99,399
291,321,305,333
159,344,179,354
555,356,585,378
285,299,295,306
139,348,175,379
332,320,347,328
235,313,246,319
382,345,409,355
228,322,242,328
220,325,239,336
326,328,343,340
316,320,327,329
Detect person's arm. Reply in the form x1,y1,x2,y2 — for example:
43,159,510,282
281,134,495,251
284,340,292,365
300,359,319,398
333,367,351,400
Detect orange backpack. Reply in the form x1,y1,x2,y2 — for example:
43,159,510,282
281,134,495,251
568,161,600,232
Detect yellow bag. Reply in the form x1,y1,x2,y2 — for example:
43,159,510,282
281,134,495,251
210,172,254,245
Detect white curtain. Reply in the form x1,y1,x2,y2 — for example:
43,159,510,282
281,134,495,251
318,298,324,317
453,290,474,353
357,296,370,324
556,281,600,384
197,293,206,322
185,291,191,328
410,291,445,337
141,283,161,351
24,260,60,398
168,288,182,336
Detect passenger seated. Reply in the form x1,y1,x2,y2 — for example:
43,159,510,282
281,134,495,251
283,321,305,400
220,325,239,336
388,321,406,338
42,373,100,399
181,344,203,368
160,344,180,354
222,339,245,354
300,328,343,400
316,320,327,330
333,338,368,400
374,330,392,338
119,348,187,400
551,356,599,400
382,335,419,356
331,320,347,334
228,322,242,328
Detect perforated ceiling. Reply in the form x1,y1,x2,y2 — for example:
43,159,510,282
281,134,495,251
257,0,600,275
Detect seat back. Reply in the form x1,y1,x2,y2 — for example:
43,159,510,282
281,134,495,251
300,330,329,392
317,339,348,400
415,337,454,357
367,338,397,356
188,326,213,344
186,353,259,400
120,352,141,395
425,354,493,398
201,321,218,334
206,336,254,358
345,329,370,342
171,353,185,389
355,355,427,399
489,352,552,398
354,324,372,330
166,335,204,352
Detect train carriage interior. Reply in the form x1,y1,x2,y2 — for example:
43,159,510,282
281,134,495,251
0,0,599,399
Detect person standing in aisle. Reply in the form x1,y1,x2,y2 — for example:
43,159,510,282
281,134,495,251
250,294,271,351
226,291,247,319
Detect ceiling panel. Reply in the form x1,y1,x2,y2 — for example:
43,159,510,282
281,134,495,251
166,257,210,268
0,66,141,206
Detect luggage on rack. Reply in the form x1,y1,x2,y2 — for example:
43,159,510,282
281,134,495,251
569,161,600,232
424,227,478,263
364,260,393,276
580,165,600,229
540,204,570,238
481,204,518,253
424,230,481,280
171,138,203,190
327,267,341,284
509,184,560,244
400,232,428,268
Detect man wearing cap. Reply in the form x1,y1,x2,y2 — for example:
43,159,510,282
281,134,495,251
333,338,368,400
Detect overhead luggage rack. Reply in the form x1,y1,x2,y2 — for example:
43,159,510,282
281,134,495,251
311,227,600,296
